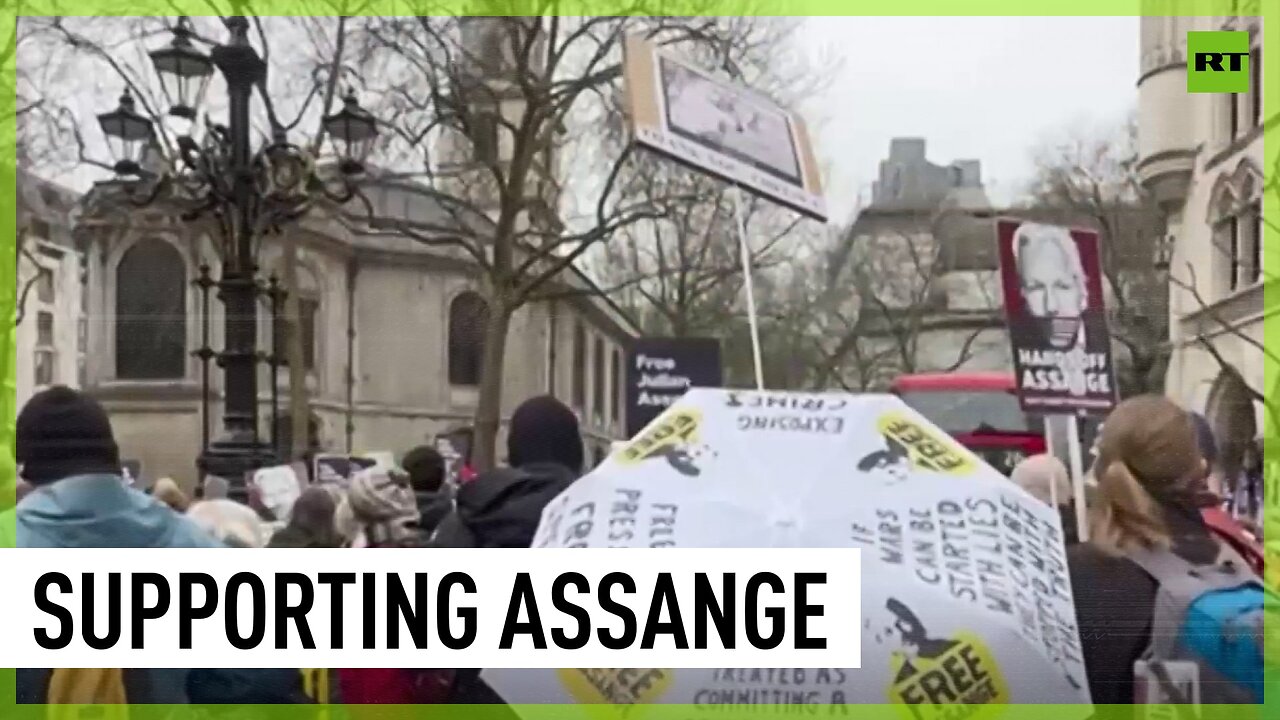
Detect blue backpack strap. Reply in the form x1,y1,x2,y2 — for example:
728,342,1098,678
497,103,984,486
1126,541,1264,700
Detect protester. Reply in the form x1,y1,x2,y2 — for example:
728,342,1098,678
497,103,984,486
346,465,424,548
427,395,585,707
430,395,584,549
267,487,341,548
13,386,222,704
336,468,447,706
14,387,222,551
152,477,191,512
1010,454,1078,545
1188,411,1265,574
1068,395,1264,708
402,444,453,534
187,497,269,548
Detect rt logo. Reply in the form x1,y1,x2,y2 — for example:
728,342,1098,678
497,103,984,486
1186,31,1250,94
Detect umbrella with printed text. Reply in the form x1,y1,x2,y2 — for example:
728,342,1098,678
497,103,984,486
484,389,1092,718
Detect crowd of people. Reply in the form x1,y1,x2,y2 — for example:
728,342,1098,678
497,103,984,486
6,384,1270,711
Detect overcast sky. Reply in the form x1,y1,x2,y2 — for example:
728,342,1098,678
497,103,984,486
38,16,1140,228
798,16,1140,222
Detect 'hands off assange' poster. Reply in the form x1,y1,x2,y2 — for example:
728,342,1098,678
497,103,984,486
996,220,1118,415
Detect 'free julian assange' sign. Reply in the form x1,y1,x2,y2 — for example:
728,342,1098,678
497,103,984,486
625,337,723,437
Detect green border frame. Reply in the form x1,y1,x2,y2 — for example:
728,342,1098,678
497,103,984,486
1,1,1276,718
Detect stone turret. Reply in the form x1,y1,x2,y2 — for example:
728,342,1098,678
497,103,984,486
1136,15,1195,211
434,17,559,234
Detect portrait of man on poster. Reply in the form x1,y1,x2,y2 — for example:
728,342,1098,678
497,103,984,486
999,219,1116,412
1011,222,1109,354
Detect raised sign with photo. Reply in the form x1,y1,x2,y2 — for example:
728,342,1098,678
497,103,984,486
996,219,1118,415
623,35,826,221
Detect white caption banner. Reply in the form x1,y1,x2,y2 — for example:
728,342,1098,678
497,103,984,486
0,548,861,669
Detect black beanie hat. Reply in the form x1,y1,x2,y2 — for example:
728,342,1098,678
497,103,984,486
17,385,121,485
507,395,584,474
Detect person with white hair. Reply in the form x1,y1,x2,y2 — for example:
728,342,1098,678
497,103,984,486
1011,222,1090,349
1010,454,1079,545
346,465,423,548
186,498,268,548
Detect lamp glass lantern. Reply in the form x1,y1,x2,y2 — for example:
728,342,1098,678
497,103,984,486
97,90,156,177
322,91,378,176
149,18,215,120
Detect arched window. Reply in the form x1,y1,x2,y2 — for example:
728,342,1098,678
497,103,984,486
449,291,489,386
1208,163,1263,295
116,238,186,379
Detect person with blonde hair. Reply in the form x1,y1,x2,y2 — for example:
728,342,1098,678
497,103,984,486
1068,395,1265,705
150,477,190,513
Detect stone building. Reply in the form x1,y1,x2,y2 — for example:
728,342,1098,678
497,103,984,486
835,136,1167,396
827,139,1007,390
67,17,639,488
14,170,84,411
72,177,637,488
870,137,984,208
1137,13,1268,472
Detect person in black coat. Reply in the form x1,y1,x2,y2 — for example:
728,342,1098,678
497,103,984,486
429,395,583,550
1066,396,1221,714
429,395,584,707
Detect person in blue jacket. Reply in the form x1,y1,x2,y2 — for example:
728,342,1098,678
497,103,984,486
13,386,309,705
14,385,222,551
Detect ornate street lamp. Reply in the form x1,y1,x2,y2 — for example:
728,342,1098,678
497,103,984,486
322,89,379,176
97,16,378,496
96,90,154,177
148,16,215,120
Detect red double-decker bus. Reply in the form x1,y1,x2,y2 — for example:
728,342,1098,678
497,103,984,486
890,371,1045,477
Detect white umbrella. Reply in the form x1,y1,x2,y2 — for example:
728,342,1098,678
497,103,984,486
484,389,1091,714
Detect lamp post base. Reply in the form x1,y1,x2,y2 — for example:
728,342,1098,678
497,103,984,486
197,436,279,503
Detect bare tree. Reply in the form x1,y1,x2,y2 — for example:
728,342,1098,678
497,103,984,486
339,13,809,468
811,208,998,391
1028,114,1170,395
17,12,828,469
595,160,801,337
573,15,832,388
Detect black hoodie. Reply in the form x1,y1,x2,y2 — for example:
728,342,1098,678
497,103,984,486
415,488,454,535
426,461,577,708
1066,501,1220,711
428,461,577,549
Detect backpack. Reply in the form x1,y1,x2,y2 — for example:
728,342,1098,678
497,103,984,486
1126,542,1268,710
